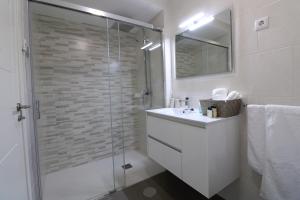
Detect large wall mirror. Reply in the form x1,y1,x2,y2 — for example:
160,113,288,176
176,9,233,78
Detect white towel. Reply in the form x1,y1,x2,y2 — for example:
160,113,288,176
225,91,241,101
260,105,300,200
212,88,228,100
247,105,266,174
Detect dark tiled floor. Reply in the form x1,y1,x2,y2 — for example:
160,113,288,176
102,171,225,200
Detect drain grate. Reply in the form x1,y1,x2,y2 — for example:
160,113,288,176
121,163,133,170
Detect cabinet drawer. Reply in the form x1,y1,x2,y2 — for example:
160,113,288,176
147,115,182,149
148,137,182,178
181,125,209,197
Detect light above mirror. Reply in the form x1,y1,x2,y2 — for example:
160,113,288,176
141,41,153,50
149,43,161,51
140,41,161,51
179,12,204,28
179,12,215,32
188,16,214,31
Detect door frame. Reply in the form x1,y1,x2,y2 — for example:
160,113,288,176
20,1,42,200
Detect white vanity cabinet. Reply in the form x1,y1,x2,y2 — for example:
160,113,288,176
146,108,240,198
147,116,183,178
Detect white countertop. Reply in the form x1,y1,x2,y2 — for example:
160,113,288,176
146,108,226,128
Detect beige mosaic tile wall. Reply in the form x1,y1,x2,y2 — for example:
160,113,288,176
32,14,142,174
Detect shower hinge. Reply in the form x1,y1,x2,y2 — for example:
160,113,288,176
35,100,41,120
22,39,30,57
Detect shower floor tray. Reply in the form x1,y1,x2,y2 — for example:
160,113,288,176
42,149,164,200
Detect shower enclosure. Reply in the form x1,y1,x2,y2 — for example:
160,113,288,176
28,1,165,200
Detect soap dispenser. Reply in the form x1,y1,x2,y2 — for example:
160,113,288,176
207,107,213,118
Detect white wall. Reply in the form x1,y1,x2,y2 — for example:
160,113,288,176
0,0,36,199
163,0,300,199
238,0,300,105
166,0,239,104
166,0,300,115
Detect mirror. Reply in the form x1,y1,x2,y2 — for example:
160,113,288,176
176,9,233,78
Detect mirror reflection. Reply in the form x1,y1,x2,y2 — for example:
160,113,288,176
176,9,232,78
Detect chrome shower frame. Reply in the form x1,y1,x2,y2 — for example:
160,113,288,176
25,1,165,200
29,0,162,31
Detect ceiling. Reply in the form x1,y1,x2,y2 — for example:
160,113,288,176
62,0,165,23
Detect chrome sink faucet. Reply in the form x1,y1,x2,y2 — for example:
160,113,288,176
182,97,195,113
185,97,190,109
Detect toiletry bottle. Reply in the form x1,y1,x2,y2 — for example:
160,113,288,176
169,98,175,108
198,101,202,114
174,99,180,108
207,107,213,118
180,99,185,108
212,106,218,118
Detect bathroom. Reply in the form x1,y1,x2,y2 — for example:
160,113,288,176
1,0,299,200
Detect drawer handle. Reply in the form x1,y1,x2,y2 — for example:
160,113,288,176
148,135,182,153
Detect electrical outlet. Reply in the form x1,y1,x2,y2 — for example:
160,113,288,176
255,16,269,31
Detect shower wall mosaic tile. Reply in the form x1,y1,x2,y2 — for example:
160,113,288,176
176,45,200,77
31,14,142,174
176,40,228,77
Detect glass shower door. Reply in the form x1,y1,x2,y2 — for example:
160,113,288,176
30,2,165,200
107,19,165,189
106,19,148,190
29,3,118,200
107,19,126,190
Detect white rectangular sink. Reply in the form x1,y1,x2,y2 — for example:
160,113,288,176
146,108,229,128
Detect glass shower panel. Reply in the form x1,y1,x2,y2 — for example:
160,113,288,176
123,27,165,186
107,19,126,190
107,19,147,189
108,19,156,188
144,29,165,109
107,22,165,187
29,2,116,200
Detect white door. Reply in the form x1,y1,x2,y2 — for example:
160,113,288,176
0,0,30,199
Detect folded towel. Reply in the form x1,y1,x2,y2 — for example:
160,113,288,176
226,91,241,101
212,88,229,100
247,105,266,175
260,105,300,200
